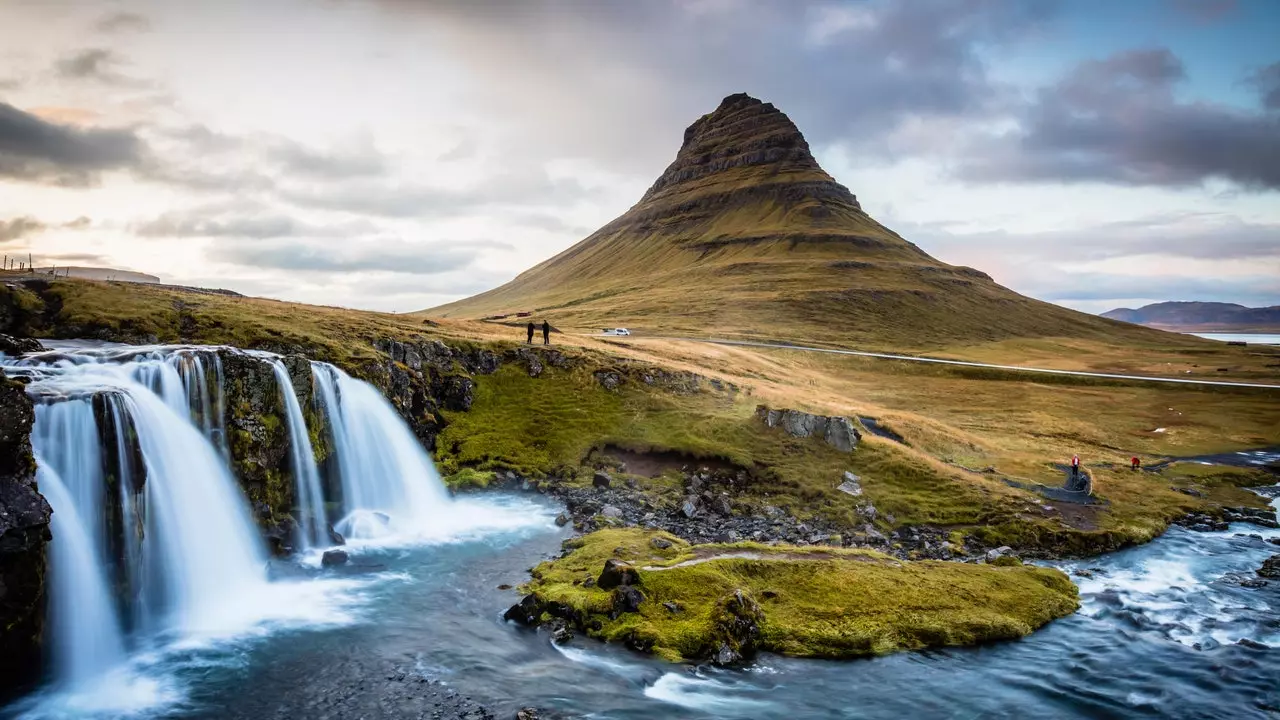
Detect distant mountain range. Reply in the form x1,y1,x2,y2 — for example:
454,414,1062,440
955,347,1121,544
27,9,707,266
1102,302,1280,332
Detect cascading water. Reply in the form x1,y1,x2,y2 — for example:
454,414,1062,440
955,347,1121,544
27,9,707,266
3,346,270,693
3,341,549,718
120,384,268,634
34,456,129,689
311,363,452,540
271,360,328,550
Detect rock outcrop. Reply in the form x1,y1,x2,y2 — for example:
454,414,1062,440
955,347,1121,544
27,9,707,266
755,405,860,452
0,370,52,698
221,351,296,552
0,333,44,357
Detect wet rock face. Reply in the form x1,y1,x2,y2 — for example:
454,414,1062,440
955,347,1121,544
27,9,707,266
755,405,861,452
1259,555,1280,579
220,352,294,548
0,370,52,698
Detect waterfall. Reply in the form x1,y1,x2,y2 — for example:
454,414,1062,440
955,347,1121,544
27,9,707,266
33,401,109,562
5,346,270,694
35,455,129,689
311,363,451,539
2,341,468,704
271,360,328,550
119,384,267,634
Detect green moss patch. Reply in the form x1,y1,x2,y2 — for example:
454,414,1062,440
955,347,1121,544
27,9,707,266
436,364,1012,530
523,529,1078,662
444,467,497,491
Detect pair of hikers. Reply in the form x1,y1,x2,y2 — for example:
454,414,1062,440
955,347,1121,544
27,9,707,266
526,320,551,345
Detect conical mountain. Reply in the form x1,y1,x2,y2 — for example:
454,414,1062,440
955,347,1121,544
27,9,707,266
429,93,1141,350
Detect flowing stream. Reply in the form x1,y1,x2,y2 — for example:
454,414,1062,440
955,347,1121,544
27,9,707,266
1,344,1277,719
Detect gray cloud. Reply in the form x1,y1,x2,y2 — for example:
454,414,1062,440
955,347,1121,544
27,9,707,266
956,48,1280,190
134,208,375,239
54,48,143,86
907,212,1280,263
1249,61,1280,111
895,212,1280,310
265,137,389,179
96,12,151,33
279,169,600,218
0,217,46,243
39,252,113,266
377,0,1053,173
0,102,144,185
210,238,482,275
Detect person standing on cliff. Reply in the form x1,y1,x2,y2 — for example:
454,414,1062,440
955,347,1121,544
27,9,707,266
526,321,535,344
542,320,551,345
1070,455,1081,486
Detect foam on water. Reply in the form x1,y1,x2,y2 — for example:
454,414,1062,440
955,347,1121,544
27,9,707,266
643,672,775,714
553,641,646,678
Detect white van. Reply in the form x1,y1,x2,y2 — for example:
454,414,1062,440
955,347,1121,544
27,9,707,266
601,328,631,336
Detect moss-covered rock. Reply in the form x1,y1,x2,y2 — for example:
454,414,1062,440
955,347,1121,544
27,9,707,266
0,370,52,699
511,528,1079,664
220,352,295,552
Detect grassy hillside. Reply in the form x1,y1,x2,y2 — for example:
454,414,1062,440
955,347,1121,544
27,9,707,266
8,277,1277,558
426,94,1173,353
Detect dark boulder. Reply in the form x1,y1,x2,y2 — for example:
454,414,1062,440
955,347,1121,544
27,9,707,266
710,494,733,517
592,471,612,489
327,526,346,546
0,333,43,357
612,585,645,616
679,495,700,519
597,559,641,590
321,549,349,567
1259,555,1280,579
504,594,541,625
554,512,571,527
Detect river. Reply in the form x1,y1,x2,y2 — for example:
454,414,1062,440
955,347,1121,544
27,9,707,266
9,488,1277,720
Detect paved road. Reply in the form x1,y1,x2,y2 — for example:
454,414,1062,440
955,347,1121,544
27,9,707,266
652,337,1280,390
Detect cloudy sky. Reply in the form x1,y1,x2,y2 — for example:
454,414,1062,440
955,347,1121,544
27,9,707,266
2,0,1278,314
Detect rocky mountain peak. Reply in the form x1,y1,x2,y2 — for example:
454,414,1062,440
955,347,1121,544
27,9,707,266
641,92,846,204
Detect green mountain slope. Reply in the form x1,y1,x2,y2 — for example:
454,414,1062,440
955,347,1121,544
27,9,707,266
428,93,1167,351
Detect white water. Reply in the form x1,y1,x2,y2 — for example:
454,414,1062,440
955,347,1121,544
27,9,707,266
271,361,328,550
121,385,269,635
34,456,129,688
311,363,452,541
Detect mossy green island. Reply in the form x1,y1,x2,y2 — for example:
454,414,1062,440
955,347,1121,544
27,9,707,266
511,529,1079,663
